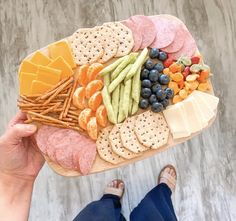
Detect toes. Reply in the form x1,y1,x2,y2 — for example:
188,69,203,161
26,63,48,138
113,180,117,187
119,182,124,190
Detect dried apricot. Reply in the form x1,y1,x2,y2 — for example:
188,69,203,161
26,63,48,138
197,70,209,83
178,79,184,89
87,63,104,82
168,81,180,95
88,91,102,111
87,117,98,140
179,89,188,99
73,87,87,109
96,105,107,127
173,95,183,104
77,64,89,87
78,108,93,130
163,68,171,76
198,82,210,92
170,72,183,82
169,62,182,73
85,80,103,98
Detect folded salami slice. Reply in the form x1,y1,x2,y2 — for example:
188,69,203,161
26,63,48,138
121,19,142,52
36,125,97,175
130,15,156,49
149,15,176,49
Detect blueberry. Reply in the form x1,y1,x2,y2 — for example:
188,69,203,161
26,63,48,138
149,69,159,82
158,51,168,61
141,68,149,80
141,79,152,88
165,88,174,99
156,89,166,101
149,94,158,104
151,83,162,94
145,59,155,70
149,48,159,59
161,99,169,108
151,102,164,113
154,63,164,72
141,88,152,98
159,74,170,85
139,98,149,109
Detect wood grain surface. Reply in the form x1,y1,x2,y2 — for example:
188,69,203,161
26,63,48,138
0,0,236,220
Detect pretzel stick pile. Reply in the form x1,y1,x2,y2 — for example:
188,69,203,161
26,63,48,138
17,76,82,132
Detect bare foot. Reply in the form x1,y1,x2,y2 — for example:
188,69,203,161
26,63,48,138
158,165,177,192
104,179,125,198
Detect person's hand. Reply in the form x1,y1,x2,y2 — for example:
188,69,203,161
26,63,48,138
0,111,45,182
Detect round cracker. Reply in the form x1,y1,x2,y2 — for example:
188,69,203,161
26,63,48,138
95,26,119,63
120,116,149,153
134,111,170,149
96,126,124,165
103,22,134,57
109,124,139,159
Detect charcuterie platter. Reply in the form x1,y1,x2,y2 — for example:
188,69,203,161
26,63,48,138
17,14,219,177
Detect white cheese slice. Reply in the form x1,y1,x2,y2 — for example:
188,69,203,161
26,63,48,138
163,103,191,139
191,90,219,112
190,92,215,123
182,97,203,133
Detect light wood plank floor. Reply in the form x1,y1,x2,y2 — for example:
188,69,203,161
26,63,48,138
0,0,235,220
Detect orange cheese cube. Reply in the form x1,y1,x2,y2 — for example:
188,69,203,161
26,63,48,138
30,51,52,66
48,56,73,79
19,60,38,78
48,41,76,69
30,80,53,95
19,72,37,95
37,65,61,85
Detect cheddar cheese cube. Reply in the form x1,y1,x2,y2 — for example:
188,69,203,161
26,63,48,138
19,72,37,95
30,51,52,66
48,41,76,69
19,60,38,78
31,80,53,95
37,65,61,85
48,56,73,79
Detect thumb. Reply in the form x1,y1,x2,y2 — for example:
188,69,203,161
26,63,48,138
5,124,37,142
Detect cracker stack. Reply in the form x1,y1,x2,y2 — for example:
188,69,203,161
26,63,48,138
96,111,170,165
68,22,134,65
18,77,82,132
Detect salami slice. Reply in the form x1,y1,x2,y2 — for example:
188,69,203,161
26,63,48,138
161,24,186,53
130,15,156,49
121,19,142,52
168,31,197,60
149,15,176,49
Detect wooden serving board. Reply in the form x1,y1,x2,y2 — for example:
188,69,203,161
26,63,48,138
22,39,217,177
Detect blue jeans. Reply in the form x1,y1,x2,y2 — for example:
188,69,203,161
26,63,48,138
73,183,178,221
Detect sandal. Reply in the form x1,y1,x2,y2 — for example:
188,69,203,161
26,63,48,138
158,165,177,193
104,179,125,198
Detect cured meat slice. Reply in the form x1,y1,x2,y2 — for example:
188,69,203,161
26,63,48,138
161,24,186,53
130,15,156,49
121,19,142,52
149,15,176,49
168,31,197,60
35,125,97,175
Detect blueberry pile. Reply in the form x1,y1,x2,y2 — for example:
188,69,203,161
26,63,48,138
139,48,174,113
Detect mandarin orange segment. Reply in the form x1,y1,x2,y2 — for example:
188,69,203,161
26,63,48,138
78,108,93,130
85,80,103,98
73,87,87,109
87,117,98,140
95,105,107,127
78,64,89,86
88,91,102,111
87,63,104,82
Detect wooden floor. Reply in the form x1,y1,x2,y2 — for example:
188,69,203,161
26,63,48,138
0,0,236,220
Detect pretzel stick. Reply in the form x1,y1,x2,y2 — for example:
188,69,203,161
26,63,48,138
43,77,73,105
62,117,73,121
68,110,80,116
69,106,77,111
63,79,78,118
57,94,68,98
59,86,72,120
27,111,70,126
20,96,36,103
67,114,78,120
40,102,61,115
